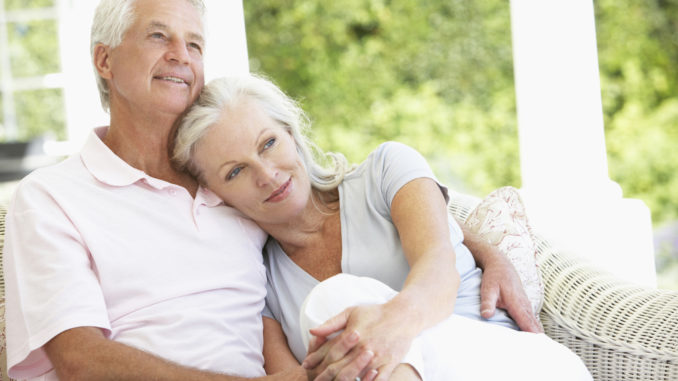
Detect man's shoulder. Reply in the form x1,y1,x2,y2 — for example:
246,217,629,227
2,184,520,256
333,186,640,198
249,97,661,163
10,154,90,204
20,154,88,187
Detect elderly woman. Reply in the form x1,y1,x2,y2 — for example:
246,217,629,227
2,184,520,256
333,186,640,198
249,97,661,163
172,74,592,381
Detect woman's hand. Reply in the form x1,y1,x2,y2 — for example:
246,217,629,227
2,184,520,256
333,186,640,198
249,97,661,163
302,302,419,381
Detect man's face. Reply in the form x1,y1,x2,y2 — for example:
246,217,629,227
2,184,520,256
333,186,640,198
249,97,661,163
103,0,205,117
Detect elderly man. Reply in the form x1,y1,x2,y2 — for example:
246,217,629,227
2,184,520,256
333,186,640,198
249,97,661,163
2,0,539,380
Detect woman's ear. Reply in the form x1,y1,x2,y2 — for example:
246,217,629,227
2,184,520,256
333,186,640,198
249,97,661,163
93,43,113,79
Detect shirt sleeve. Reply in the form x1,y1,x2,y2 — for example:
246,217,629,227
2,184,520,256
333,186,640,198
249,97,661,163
4,175,111,379
369,141,450,210
262,251,281,321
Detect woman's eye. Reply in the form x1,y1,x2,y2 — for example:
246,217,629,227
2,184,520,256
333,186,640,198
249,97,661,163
151,32,165,39
227,167,242,180
263,138,276,150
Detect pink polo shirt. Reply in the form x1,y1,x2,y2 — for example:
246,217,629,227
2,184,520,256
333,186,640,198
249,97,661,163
3,127,268,379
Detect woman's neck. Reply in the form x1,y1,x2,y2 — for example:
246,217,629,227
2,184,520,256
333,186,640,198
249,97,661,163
262,189,340,255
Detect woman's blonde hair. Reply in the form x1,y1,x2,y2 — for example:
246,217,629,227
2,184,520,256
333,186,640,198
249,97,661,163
172,74,352,191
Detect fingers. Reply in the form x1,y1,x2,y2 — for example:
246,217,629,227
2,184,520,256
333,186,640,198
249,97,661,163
303,330,361,371
309,308,352,338
506,302,543,333
363,369,379,381
312,349,374,381
307,335,327,354
479,283,499,319
374,363,397,381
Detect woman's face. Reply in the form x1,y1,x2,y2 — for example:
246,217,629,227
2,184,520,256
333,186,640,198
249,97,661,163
193,98,311,225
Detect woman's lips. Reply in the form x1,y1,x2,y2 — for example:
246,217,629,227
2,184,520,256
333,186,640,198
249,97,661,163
265,178,292,202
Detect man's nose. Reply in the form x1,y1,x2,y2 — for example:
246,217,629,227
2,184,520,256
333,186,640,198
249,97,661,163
165,38,191,64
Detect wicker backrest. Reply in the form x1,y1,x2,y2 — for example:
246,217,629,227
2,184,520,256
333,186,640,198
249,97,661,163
0,203,11,381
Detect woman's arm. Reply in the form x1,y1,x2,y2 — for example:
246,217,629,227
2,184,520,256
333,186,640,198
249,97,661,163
305,177,459,381
389,178,461,329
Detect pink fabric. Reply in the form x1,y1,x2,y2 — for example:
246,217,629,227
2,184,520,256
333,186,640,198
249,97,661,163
464,186,545,324
3,127,268,379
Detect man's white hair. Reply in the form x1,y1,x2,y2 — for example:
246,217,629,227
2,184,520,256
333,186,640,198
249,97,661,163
90,0,206,112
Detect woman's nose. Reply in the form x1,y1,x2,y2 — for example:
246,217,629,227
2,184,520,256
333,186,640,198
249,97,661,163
255,163,278,188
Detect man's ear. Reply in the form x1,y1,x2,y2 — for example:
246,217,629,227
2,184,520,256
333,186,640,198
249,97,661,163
93,43,113,79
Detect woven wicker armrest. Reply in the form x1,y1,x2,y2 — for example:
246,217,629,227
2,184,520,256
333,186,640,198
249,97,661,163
1,203,12,381
448,191,678,381
536,234,678,381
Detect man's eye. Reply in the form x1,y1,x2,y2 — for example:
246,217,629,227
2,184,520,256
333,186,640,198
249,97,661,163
151,32,166,39
189,42,203,52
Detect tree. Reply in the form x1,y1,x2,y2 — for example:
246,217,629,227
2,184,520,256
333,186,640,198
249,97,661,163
244,0,678,288
244,0,520,195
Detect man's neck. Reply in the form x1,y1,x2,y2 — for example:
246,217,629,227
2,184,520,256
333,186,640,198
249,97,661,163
104,112,198,197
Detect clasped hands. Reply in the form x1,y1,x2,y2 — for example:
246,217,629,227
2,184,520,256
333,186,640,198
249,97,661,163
302,302,418,381
300,259,541,381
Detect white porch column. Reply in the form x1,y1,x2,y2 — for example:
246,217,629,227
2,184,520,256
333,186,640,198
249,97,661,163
203,0,250,80
510,0,656,286
58,0,108,152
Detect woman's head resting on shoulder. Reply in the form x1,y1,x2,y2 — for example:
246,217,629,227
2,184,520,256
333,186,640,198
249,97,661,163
172,74,350,222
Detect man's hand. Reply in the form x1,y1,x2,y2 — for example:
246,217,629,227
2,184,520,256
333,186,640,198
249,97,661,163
460,222,543,333
478,253,543,333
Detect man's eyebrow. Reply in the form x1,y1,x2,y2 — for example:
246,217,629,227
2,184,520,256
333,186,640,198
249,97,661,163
146,21,168,33
188,32,205,46
146,21,205,45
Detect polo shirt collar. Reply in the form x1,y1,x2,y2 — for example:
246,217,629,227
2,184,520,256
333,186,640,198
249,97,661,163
80,127,224,207
81,126,150,187
198,187,225,207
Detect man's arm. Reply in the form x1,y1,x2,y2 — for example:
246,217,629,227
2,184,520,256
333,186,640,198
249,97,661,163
262,317,303,374
460,222,543,333
44,327,307,381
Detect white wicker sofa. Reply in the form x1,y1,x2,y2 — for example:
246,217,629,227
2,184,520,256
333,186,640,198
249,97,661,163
1,193,677,380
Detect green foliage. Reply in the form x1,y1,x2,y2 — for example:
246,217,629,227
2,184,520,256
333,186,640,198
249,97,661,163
245,0,678,287
244,0,678,228
0,92,3,130
1,0,675,284
1,0,63,142
595,0,678,224
5,0,54,10
8,19,60,77
245,0,519,196
13,88,65,141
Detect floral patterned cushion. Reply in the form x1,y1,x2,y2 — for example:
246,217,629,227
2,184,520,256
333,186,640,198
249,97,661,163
464,186,545,324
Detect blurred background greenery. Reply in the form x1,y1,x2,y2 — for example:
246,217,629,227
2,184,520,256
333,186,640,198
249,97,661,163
1,0,676,288
242,0,678,289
